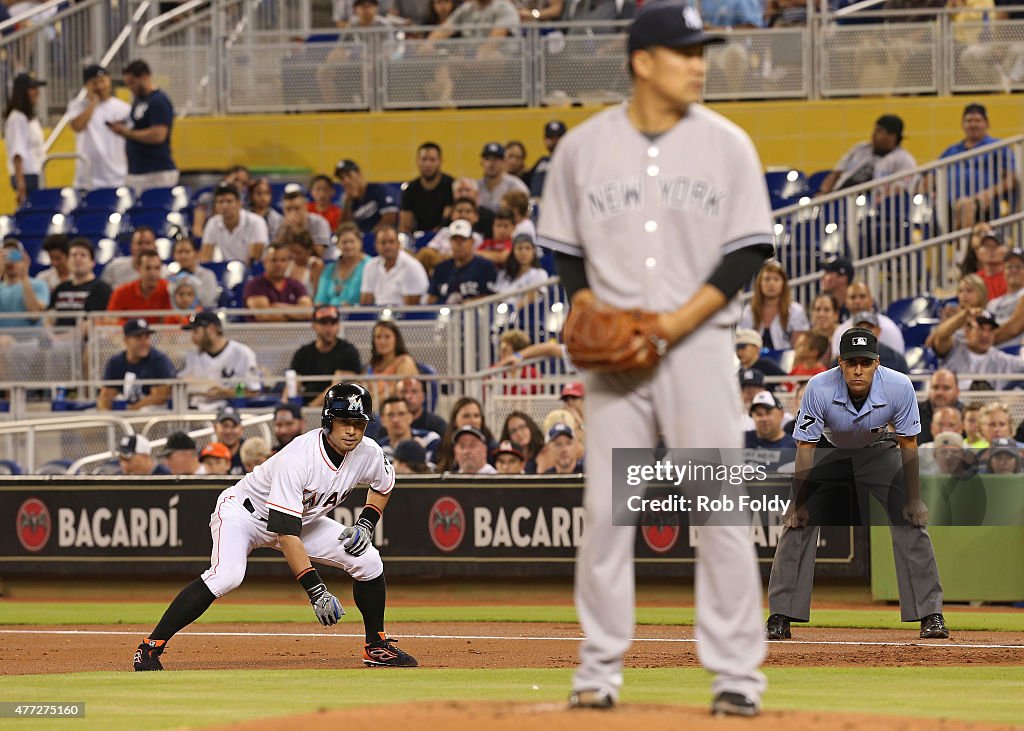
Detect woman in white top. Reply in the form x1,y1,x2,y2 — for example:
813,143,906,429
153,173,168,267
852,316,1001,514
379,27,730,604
495,233,550,308
739,259,809,351
4,73,46,206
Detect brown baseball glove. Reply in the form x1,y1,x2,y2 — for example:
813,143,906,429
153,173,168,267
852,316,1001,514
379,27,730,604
562,290,670,372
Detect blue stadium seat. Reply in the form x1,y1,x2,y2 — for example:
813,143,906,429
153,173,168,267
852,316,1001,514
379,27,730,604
399,310,439,321
906,347,938,372
764,169,807,200
79,186,133,213
134,186,191,211
901,322,934,349
16,236,44,260
24,187,76,214
540,251,556,275
202,261,229,282
343,309,380,321
806,170,831,197
270,182,295,208
36,459,72,475
412,230,436,251
363,231,377,256
999,343,1022,357
416,361,440,410
70,211,122,239
306,32,340,43
887,296,935,327
15,211,63,237
0,459,23,475
126,209,178,238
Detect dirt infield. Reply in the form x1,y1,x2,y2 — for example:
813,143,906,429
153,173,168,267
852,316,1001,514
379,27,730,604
2,622,1022,675
209,701,1021,731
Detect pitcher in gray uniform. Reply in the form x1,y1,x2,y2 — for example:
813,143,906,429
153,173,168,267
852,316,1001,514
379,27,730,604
538,0,775,717
766,328,948,641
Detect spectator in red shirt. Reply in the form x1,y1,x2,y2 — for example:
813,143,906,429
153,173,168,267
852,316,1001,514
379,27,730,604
106,250,171,322
477,208,514,267
786,331,828,390
243,242,313,322
496,328,538,394
307,174,342,231
977,231,1008,300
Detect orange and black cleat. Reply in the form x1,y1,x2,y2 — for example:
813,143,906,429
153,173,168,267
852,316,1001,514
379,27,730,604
362,632,418,667
133,638,166,671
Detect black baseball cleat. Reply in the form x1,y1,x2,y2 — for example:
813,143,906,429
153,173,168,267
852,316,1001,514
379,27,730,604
712,691,760,717
362,633,419,667
133,639,165,671
568,689,615,710
919,613,950,639
765,613,791,640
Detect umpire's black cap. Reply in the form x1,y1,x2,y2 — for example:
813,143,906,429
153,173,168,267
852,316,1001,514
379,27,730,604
839,328,879,361
627,0,724,55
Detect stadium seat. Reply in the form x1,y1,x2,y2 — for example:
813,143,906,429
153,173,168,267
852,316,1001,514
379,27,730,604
36,459,72,475
133,185,190,212
24,186,77,214
95,238,118,265
270,182,295,208
999,343,1022,357
764,169,808,201
126,209,179,238
901,322,933,349
79,186,133,213
905,346,938,372
15,210,65,237
0,459,23,475
417,361,440,410
887,296,936,327
70,211,122,240
806,170,831,197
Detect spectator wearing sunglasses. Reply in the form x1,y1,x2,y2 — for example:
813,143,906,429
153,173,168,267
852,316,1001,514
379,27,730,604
287,304,362,407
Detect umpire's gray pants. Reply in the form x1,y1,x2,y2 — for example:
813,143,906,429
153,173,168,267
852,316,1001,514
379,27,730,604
767,445,943,623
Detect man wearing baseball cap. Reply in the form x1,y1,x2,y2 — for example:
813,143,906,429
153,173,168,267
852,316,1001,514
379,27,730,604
977,231,1008,300
213,406,247,475
198,441,232,476
117,434,171,475
528,120,568,198
163,431,201,475
335,158,398,234
179,311,262,410
734,328,785,377
930,308,1021,390
818,114,916,195
427,219,497,304
744,391,796,450
477,142,529,213
829,311,908,374
492,440,525,475
287,304,361,407
98,318,176,411
68,63,131,190
544,423,584,474
452,425,497,474
820,257,853,319
767,327,947,644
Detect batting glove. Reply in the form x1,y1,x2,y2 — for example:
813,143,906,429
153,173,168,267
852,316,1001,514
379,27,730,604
339,518,374,557
310,587,344,626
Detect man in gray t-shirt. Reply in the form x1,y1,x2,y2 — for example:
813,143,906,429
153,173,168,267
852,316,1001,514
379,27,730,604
931,309,1022,390
477,142,529,211
819,115,917,194
430,0,520,38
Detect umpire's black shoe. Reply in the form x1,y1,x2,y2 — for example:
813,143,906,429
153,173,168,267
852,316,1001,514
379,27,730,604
711,691,760,717
765,613,791,640
568,689,615,710
919,613,949,639
132,638,165,671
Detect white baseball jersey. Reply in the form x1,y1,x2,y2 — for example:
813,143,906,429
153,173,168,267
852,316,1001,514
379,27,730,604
179,339,262,410
238,429,395,527
538,102,773,325
202,210,270,263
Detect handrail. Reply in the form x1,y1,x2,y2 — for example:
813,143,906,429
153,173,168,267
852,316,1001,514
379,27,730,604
772,134,1024,219
137,0,210,47
0,0,67,34
0,415,136,435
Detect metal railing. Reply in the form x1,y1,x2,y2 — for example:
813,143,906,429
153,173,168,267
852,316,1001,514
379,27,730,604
772,135,1024,308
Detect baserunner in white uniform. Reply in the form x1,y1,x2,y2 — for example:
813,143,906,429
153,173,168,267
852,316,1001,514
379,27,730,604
538,0,775,717
132,382,418,671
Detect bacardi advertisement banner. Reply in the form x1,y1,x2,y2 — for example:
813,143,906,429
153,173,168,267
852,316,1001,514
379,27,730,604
0,477,862,578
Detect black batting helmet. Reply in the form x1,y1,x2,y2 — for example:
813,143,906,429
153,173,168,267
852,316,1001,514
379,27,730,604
321,382,373,431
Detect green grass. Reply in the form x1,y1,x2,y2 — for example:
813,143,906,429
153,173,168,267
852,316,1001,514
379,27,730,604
2,602,1024,632
0,667,1021,730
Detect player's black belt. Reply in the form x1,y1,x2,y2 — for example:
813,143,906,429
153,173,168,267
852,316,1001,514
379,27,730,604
243,498,267,521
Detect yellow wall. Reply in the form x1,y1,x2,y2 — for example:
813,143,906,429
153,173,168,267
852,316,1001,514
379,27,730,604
9,93,1024,215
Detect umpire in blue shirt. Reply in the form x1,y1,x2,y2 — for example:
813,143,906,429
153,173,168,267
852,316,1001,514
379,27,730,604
765,328,948,641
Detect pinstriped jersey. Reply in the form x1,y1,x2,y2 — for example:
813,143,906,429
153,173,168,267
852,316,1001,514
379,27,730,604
538,102,773,324
236,429,395,526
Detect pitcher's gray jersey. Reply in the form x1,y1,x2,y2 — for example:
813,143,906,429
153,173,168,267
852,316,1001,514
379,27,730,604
538,102,773,322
